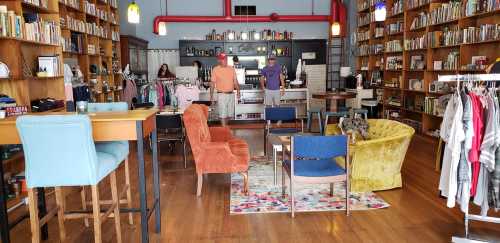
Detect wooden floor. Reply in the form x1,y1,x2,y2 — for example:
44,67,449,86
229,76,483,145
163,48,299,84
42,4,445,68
7,127,500,242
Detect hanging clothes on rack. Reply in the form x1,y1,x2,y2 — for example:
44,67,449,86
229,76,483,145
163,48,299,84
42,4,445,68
123,78,137,109
175,84,200,110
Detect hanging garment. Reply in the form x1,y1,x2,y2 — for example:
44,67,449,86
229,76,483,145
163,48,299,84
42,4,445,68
457,92,473,213
123,79,137,109
439,93,465,207
490,91,500,209
469,93,485,196
175,85,200,110
480,95,497,171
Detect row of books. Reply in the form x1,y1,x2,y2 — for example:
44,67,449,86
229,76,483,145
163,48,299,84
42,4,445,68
443,51,460,70
0,6,23,39
24,14,60,45
424,96,445,117
407,0,430,10
359,44,369,56
385,40,403,52
61,32,83,53
428,2,461,26
462,24,500,43
387,21,404,34
23,0,48,8
61,15,85,33
111,30,119,41
358,13,371,27
404,34,427,50
410,12,428,30
58,0,80,10
390,0,404,16
357,30,370,42
110,0,118,9
371,44,384,55
374,27,384,38
464,0,499,16
428,26,462,47
358,0,370,11
110,12,117,25
86,22,108,38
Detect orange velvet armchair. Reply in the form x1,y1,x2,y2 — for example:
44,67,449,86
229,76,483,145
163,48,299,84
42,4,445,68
183,104,249,196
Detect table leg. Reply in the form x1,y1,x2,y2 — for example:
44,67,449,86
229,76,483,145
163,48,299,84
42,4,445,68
151,128,161,233
136,121,149,243
0,147,10,243
273,147,277,185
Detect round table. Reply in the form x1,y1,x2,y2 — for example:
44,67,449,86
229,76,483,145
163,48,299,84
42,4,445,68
312,91,357,112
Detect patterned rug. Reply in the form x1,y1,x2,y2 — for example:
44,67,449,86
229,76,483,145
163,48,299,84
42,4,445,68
230,160,390,214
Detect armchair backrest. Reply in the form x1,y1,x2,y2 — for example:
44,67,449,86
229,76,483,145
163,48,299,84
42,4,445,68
16,115,101,188
292,135,348,160
88,102,128,112
265,107,296,122
183,104,212,161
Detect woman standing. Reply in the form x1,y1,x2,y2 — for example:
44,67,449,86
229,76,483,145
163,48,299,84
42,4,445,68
158,63,175,79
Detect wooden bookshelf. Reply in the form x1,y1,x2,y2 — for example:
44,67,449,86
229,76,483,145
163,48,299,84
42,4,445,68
0,0,122,112
356,0,500,139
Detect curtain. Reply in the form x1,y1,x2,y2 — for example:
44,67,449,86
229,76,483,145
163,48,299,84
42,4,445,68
147,49,180,81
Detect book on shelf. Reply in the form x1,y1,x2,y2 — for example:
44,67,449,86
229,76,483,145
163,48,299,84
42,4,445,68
385,40,403,52
404,34,427,50
0,6,24,39
386,56,403,70
23,0,49,9
407,0,430,10
23,13,60,45
464,0,499,16
410,12,428,30
386,21,404,34
428,2,461,25
462,24,500,44
428,26,461,47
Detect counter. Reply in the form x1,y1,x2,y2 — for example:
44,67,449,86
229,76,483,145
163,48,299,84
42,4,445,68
198,88,309,121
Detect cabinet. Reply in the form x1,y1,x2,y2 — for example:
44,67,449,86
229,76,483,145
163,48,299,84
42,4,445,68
120,35,148,75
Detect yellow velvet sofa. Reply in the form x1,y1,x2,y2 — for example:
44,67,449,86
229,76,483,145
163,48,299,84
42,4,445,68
325,119,415,192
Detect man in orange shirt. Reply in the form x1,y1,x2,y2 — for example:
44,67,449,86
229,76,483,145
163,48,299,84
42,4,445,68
210,53,241,126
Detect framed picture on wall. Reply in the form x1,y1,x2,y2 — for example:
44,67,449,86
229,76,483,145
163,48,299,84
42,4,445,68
409,79,423,91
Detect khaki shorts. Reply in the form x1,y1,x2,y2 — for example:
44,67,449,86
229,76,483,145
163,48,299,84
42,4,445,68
264,89,281,106
217,93,235,119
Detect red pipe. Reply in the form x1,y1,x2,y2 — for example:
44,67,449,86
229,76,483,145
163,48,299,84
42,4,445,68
153,0,345,36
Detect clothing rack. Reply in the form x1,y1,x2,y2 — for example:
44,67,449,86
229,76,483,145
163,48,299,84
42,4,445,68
438,73,500,243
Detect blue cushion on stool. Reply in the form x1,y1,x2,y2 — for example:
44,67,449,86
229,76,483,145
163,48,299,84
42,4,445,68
95,141,129,162
269,128,301,134
284,159,345,177
96,152,121,182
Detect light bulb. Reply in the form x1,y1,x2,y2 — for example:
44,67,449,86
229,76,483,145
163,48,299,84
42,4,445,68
331,22,341,36
127,1,140,24
241,32,248,40
374,2,386,22
158,22,167,36
228,32,235,40
254,32,261,40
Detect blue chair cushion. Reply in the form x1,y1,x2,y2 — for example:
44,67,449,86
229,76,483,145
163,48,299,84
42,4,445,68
95,141,129,162
269,128,301,134
284,159,346,177
96,151,121,183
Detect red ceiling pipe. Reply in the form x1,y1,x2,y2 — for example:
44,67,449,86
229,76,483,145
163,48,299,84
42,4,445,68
153,0,345,37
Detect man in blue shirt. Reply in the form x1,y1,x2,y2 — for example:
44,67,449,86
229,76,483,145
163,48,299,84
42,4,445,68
260,55,285,106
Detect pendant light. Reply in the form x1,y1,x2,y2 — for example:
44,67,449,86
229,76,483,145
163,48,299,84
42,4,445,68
158,22,167,36
374,2,387,22
127,1,140,24
331,22,341,36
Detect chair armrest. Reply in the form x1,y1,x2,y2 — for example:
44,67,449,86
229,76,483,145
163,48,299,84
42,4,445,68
197,142,237,168
209,126,234,142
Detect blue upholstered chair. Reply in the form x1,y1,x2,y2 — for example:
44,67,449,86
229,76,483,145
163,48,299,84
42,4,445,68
16,115,123,243
306,107,323,134
264,106,303,155
282,135,350,218
86,102,133,225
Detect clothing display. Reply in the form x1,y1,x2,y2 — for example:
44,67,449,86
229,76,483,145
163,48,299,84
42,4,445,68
175,84,200,110
439,84,500,214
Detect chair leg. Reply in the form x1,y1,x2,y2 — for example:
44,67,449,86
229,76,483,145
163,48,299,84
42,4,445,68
54,187,66,242
124,158,134,225
91,185,102,243
197,173,203,197
281,164,286,197
346,180,350,216
306,112,312,132
183,140,187,169
28,188,41,243
324,115,330,135
240,171,249,195
80,187,89,227
330,183,334,197
273,147,277,185
318,113,323,134
110,171,123,243
290,176,295,218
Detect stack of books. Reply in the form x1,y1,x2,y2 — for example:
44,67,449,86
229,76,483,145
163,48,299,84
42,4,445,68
0,6,23,39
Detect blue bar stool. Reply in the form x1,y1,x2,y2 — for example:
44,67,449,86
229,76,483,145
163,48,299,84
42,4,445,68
306,107,323,134
16,115,123,243
86,102,133,225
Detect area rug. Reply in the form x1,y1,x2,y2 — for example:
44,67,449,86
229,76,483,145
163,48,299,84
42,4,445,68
230,160,390,214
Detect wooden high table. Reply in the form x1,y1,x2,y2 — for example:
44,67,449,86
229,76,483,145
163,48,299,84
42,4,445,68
0,110,161,243
312,91,357,112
